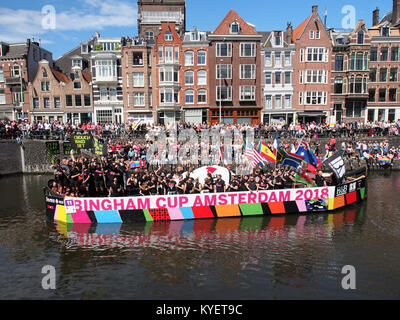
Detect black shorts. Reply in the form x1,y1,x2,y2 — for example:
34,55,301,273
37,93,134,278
95,181,104,188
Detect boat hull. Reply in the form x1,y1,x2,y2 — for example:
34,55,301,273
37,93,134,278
44,177,367,224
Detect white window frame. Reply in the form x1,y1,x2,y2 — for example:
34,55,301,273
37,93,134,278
216,64,232,79
184,51,194,66
216,42,232,57
216,86,232,101
240,64,256,79
0,94,6,105
197,70,207,85
184,70,194,85
275,95,282,108
197,89,207,104
265,95,272,109
305,91,327,105
185,90,195,104
284,51,291,66
240,43,256,57
197,51,206,65
265,52,272,66
133,92,145,106
240,86,256,101
133,72,144,87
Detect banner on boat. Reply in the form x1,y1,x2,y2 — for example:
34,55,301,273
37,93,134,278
66,187,335,213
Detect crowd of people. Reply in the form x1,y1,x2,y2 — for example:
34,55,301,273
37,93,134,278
2,119,400,141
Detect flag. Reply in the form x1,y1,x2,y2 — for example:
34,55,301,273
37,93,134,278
244,141,255,158
295,141,322,174
276,148,305,169
295,167,317,187
251,148,265,168
273,134,280,157
258,141,276,164
130,160,146,169
219,146,228,166
324,152,346,180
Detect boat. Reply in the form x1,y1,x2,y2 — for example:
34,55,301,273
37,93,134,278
44,168,367,225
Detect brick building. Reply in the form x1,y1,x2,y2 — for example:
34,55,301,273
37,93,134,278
260,24,296,125
121,36,155,125
367,0,400,122
208,9,263,125
0,40,53,120
29,60,92,123
181,27,210,124
330,21,371,123
293,5,332,124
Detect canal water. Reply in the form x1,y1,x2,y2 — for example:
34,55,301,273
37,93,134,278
0,172,399,300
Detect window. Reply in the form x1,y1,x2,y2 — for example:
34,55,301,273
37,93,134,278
174,47,179,62
305,70,327,83
148,72,152,87
198,89,207,103
275,95,282,108
10,65,21,77
392,47,399,61
240,43,256,57
370,47,378,61
75,95,82,106
300,49,304,62
185,51,194,66
357,30,364,44
346,102,362,118
72,59,82,68
74,82,81,89
265,52,272,66
370,68,377,82
54,97,60,108
132,52,143,66
240,86,256,101
66,95,73,107
275,52,281,66
95,60,117,79
369,89,376,102
309,30,315,39
197,51,206,65
240,65,256,79
145,31,154,41
285,95,291,108
84,94,91,106
355,53,364,70
275,35,281,46
306,47,327,62
335,55,344,71
381,27,390,37
299,92,303,105
284,51,291,66
381,47,389,61
389,109,396,122
185,90,194,104
184,71,194,85
41,81,50,92
0,67,3,82
42,69,48,78
299,70,304,84
216,64,232,79
380,68,387,82
133,93,145,106
389,88,397,102
197,70,207,85
148,93,152,107
100,87,108,101
0,94,6,105
191,31,199,41
32,98,39,108
230,22,240,34
216,43,232,57
164,32,173,41
160,67,178,83
349,77,366,94
305,91,327,105
96,110,113,123
285,72,291,84
390,68,398,82
265,95,272,109
165,46,173,63
316,30,320,39
133,73,144,87
160,88,179,104
265,72,272,85
334,78,343,94
216,86,232,101
109,88,117,101
379,88,386,102
158,46,164,63
275,72,281,84
43,97,50,109
81,44,88,54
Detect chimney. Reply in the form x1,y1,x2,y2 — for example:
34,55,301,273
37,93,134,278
286,23,293,44
393,0,400,24
312,5,318,15
373,7,380,26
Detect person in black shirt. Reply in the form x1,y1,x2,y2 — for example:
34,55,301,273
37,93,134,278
185,178,195,194
245,176,258,191
177,176,186,194
315,170,327,187
109,178,122,197
166,178,178,195
214,175,226,193
193,178,202,194
202,178,213,193
228,177,240,192
239,175,249,191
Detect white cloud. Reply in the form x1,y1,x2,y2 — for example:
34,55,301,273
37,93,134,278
0,0,137,43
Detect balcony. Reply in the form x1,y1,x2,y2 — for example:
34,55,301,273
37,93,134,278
94,76,118,84
5,77,22,86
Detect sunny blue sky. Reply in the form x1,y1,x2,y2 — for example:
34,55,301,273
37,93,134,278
0,0,393,59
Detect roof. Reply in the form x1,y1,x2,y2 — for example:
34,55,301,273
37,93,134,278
293,15,311,43
212,9,259,35
0,43,29,60
82,71,92,83
51,69,70,83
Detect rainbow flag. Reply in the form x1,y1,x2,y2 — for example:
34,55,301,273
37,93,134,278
378,158,391,166
130,160,146,169
258,141,276,164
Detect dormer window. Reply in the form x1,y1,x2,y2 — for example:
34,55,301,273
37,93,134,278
165,31,173,41
275,35,281,46
191,31,199,41
381,27,390,37
42,69,48,78
81,43,88,54
230,22,240,34
72,58,82,69
357,30,364,44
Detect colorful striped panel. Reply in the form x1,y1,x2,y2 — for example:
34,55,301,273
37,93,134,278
215,204,241,218
296,200,308,212
333,195,345,210
94,210,123,224
268,202,286,215
284,201,300,214
167,207,184,220
149,208,170,221
261,203,272,215
239,203,263,216
57,222,68,237
86,211,97,223
143,209,153,222
192,206,215,219
55,205,67,223
179,207,195,220
346,191,357,205
71,209,91,224
66,213,73,224
328,198,335,210
118,210,146,223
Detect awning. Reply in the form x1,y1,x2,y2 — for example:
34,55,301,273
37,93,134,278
297,112,326,117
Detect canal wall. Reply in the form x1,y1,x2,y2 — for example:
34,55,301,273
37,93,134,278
1,136,400,176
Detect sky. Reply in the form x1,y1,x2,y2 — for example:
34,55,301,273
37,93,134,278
0,0,393,59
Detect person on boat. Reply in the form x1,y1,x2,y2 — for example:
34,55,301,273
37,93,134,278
193,178,202,194
185,177,195,194
202,178,213,193
109,178,123,197
315,170,327,187
245,176,258,192
228,176,240,192
176,176,186,194
214,175,226,193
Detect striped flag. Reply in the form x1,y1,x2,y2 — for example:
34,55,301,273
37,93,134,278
258,141,276,164
251,148,265,168
219,146,228,166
